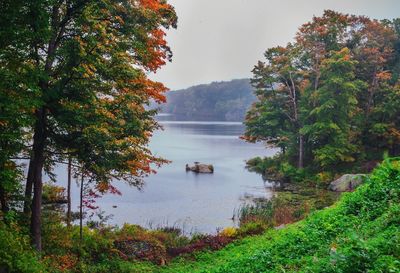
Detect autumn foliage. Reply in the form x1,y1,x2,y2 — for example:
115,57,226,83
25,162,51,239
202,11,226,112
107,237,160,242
244,10,400,177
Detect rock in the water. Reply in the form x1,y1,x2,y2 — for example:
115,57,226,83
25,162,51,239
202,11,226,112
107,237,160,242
186,162,214,173
328,174,366,192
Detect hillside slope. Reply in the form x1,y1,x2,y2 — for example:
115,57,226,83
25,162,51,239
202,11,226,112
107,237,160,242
153,158,400,272
158,79,255,121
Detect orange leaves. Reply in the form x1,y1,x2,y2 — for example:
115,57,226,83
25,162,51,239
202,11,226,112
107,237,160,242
299,79,311,92
95,105,117,121
127,157,155,176
96,182,122,195
44,254,78,271
376,71,392,81
115,15,124,25
389,127,400,142
239,135,257,143
133,75,168,103
144,28,168,72
139,0,171,11
315,25,328,36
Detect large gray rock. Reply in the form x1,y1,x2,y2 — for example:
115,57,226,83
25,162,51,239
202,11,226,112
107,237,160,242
186,162,214,173
328,174,366,192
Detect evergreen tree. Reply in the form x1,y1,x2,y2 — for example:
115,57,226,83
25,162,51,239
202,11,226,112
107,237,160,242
301,48,366,169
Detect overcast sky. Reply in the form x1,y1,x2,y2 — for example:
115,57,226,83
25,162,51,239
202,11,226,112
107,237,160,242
151,0,400,90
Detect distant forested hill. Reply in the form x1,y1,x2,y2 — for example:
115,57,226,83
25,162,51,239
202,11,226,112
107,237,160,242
157,79,255,121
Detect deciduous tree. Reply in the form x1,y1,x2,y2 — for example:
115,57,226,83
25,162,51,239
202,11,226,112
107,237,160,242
0,0,176,250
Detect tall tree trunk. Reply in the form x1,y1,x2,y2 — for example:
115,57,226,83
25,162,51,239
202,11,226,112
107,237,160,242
79,172,84,242
67,157,72,227
23,158,34,214
29,108,46,251
298,134,304,169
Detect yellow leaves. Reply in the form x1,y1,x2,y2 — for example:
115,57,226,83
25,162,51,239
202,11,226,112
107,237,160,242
389,128,400,142
338,47,351,58
118,119,126,126
95,107,116,121
74,36,87,51
219,227,237,238
81,63,96,78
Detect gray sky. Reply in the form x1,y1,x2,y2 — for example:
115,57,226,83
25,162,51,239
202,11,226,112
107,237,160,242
151,0,400,90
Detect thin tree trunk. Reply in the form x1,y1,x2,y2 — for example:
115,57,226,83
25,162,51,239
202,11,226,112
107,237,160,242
29,108,46,251
79,172,84,242
288,72,304,169
298,134,304,169
67,157,72,227
23,158,34,214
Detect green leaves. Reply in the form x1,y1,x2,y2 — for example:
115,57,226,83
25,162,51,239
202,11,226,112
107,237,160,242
246,12,400,174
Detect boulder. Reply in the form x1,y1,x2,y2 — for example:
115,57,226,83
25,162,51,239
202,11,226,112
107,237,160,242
186,162,214,173
328,174,366,192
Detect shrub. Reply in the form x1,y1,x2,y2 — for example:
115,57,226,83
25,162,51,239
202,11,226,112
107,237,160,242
236,221,266,237
219,227,237,238
0,223,45,273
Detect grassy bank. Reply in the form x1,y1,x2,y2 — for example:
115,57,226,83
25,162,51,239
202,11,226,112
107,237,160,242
1,158,399,272
154,158,400,272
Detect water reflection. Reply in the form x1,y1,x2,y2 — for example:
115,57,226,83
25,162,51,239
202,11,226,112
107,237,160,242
58,118,278,234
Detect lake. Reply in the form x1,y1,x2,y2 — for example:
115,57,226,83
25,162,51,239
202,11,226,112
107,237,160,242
56,117,278,234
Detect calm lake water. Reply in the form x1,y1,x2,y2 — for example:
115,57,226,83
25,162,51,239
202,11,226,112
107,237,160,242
55,118,278,234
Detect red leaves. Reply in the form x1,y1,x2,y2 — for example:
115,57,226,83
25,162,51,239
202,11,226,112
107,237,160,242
139,0,171,11
82,182,122,211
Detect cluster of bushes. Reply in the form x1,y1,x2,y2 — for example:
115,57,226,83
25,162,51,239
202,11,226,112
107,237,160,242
246,155,310,183
234,187,339,233
246,154,373,186
0,223,44,273
1,212,271,272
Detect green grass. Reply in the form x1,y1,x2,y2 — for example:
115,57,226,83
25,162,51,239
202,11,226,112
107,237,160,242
150,158,400,273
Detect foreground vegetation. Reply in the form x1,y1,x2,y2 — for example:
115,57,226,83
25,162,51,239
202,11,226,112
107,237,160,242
156,158,400,272
1,158,399,272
